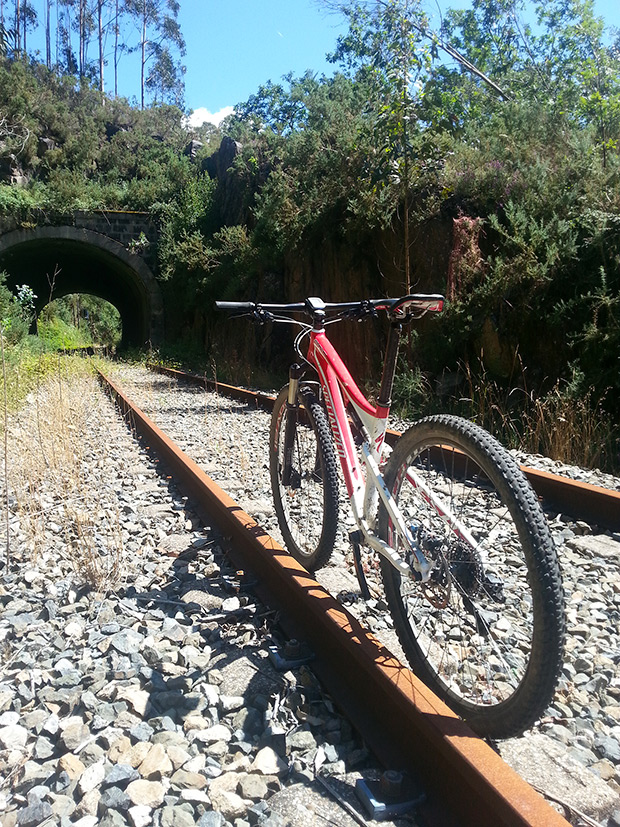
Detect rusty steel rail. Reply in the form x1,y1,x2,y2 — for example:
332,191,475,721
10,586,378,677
149,364,276,411
101,368,570,827
149,364,620,532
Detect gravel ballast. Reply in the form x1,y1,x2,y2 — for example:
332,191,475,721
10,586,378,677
2,363,620,826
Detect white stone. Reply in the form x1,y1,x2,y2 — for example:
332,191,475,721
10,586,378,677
190,724,232,744
78,762,105,795
128,804,153,827
42,713,60,735
201,684,220,706
250,746,287,776
116,686,150,716
179,788,211,803
0,724,27,750
64,620,84,639
126,779,165,808
72,818,98,827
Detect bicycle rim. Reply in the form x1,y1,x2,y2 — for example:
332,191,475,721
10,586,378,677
379,415,564,738
270,387,339,570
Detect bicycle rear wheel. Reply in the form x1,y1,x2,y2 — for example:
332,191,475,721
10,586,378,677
378,415,565,739
270,385,339,571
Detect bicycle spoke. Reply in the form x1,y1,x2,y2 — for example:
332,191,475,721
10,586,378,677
379,416,563,738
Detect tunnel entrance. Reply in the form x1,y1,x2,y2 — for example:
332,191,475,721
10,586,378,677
0,226,163,347
39,293,123,350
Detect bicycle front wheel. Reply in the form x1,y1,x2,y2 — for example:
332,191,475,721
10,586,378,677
378,415,565,739
270,385,339,571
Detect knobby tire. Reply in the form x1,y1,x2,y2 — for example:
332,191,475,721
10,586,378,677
378,414,565,739
270,385,339,571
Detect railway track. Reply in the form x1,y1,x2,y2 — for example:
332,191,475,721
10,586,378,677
97,366,585,827
148,365,620,533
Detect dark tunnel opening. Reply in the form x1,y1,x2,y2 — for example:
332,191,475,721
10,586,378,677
0,227,163,348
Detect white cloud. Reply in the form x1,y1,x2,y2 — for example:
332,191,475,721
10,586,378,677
185,106,235,129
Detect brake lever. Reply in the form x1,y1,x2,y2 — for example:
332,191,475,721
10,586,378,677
252,307,274,324
339,302,378,322
356,301,378,322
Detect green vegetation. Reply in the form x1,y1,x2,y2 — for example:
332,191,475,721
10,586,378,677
1,0,185,107
0,273,121,419
0,0,619,472
0,57,196,215
38,294,122,349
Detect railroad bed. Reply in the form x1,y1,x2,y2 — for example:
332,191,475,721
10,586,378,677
109,365,620,821
0,363,619,826
2,370,422,827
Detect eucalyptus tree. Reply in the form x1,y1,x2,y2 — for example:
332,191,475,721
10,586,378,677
324,0,435,292
532,0,620,166
0,21,13,55
9,0,36,55
437,0,620,155
123,0,184,109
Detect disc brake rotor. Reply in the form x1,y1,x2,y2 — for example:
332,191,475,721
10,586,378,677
416,534,484,609
422,570,451,608
420,540,451,608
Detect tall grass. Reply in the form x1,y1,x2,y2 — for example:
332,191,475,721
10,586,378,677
0,336,62,425
2,353,125,590
459,363,617,473
394,358,619,476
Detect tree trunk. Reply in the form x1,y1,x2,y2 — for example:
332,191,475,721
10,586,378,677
64,4,73,72
98,0,104,93
140,3,146,109
114,0,118,95
79,0,84,76
22,0,26,53
45,0,51,68
14,0,20,55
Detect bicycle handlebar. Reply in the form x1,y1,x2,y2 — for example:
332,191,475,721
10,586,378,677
215,294,444,320
215,300,308,313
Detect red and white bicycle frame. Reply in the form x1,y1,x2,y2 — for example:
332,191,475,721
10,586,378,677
215,292,478,582
307,327,482,582
307,328,434,579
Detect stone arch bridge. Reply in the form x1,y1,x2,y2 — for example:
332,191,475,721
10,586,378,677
0,211,163,347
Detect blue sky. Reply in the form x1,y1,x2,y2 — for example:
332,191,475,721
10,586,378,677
180,1,347,124
182,0,619,127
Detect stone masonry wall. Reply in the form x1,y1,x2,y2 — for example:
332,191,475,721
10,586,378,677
73,210,159,270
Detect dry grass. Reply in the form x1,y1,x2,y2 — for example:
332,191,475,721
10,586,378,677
457,360,618,474
519,387,614,471
3,357,125,590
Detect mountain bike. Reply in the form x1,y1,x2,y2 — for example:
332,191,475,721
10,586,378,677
216,295,565,739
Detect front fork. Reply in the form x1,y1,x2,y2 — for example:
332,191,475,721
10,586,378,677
281,364,303,486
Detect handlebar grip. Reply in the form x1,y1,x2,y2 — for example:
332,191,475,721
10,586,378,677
215,301,256,311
